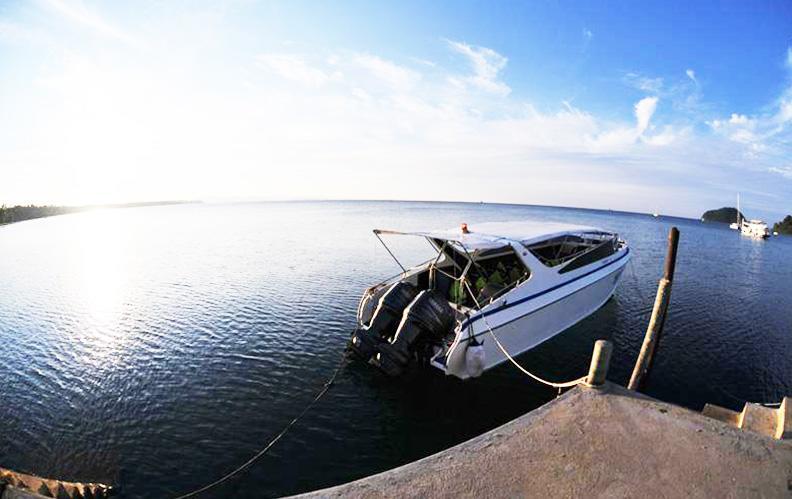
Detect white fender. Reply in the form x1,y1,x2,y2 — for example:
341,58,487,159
465,342,485,378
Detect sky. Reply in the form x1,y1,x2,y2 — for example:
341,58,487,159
0,0,791,220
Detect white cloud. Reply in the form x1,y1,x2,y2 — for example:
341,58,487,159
0,21,49,46
257,54,334,88
708,69,792,162
644,126,686,147
39,0,141,47
351,87,372,102
778,99,792,123
447,40,510,96
769,166,792,179
709,115,748,129
635,96,658,135
624,70,704,117
729,128,758,144
587,96,668,151
410,57,437,68
352,54,420,91
624,72,663,93
708,112,766,156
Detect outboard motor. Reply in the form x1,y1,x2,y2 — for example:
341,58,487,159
374,290,456,377
348,282,419,361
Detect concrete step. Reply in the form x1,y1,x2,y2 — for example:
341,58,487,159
704,397,792,441
776,397,791,440
740,403,778,438
702,404,741,427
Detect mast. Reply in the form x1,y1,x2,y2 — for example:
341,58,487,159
737,193,741,228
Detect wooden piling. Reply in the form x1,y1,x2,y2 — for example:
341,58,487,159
628,227,680,391
585,340,612,387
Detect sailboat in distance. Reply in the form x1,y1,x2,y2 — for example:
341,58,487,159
733,193,770,239
729,194,741,230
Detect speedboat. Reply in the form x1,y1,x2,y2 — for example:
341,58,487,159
348,221,630,379
740,219,770,239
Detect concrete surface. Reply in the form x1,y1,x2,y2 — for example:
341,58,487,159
296,383,792,498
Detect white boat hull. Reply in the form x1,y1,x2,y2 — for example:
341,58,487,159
740,221,770,239
443,250,629,379
352,221,630,380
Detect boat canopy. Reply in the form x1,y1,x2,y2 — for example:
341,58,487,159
374,221,607,251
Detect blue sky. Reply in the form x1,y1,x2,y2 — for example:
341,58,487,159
0,1,790,220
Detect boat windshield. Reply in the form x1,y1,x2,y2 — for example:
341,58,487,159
525,231,617,273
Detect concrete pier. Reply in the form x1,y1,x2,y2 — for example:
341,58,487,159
296,383,792,498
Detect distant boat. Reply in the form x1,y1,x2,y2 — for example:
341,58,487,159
652,212,660,218
741,219,770,239
773,231,779,236
734,194,769,239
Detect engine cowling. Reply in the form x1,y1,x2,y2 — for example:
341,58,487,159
348,281,418,361
373,290,456,376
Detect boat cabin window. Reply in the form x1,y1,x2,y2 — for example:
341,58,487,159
524,232,617,273
445,246,530,308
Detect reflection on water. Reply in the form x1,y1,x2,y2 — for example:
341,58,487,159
0,202,790,498
67,212,132,364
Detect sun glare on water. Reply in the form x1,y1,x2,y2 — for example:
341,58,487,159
64,210,133,361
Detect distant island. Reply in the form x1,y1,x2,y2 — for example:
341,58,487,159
701,207,744,224
773,216,792,235
0,200,198,226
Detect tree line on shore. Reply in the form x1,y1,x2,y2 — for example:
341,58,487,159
0,201,197,225
773,216,792,235
0,205,75,224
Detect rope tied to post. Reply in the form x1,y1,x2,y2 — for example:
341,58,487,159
463,280,589,389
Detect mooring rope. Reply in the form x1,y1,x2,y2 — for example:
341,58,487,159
626,258,650,313
172,352,348,499
463,281,587,389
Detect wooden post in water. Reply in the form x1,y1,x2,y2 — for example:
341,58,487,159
628,227,680,391
585,340,613,387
